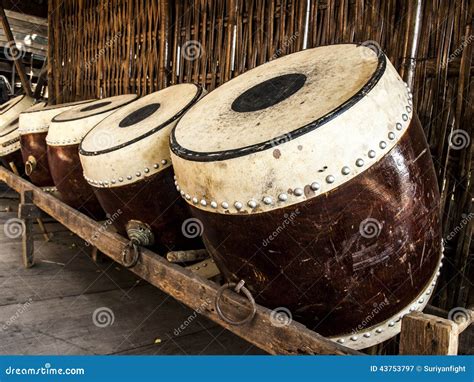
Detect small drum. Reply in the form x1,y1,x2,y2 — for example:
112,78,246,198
47,95,138,218
0,95,35,127
19,100,95,187
0,95,35,174
79,84,205,253
171,44,442,348
0,119,24,174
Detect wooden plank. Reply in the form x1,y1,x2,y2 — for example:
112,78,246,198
0,167,360,355
399,312,459,355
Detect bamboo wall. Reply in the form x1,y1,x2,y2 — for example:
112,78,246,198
48,0,473,318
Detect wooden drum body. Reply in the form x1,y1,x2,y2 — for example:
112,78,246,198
79,84,205,253
170,45,442,349
47,95,138,219
19,100,94,187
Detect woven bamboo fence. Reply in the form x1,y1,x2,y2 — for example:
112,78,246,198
47,0,473,338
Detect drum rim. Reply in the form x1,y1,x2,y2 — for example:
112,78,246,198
0,95,26,115
21,99,94,114
51,94,138,123
170,43,386,162
79,84,204,157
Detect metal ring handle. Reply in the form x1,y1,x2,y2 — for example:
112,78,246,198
215,280,256,326
121,240,140,268
25,156,37,176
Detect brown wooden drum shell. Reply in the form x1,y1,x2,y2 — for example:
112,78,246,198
93,167,202,253
47,144,104,219
20,132,54,187
189,115,441,337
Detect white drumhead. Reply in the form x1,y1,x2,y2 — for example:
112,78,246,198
0,95,35,128
53,95,138,122
81,84,202,153
171,44,413,214
47,94,138,146
174,44,379,154
0,121,20,156
80,84,205,188
19,99,95,134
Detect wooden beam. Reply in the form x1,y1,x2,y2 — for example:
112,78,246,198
0,166,361,355
399,312,459,355
0,5,32,96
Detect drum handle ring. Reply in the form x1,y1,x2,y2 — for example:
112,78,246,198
25,156,37,176
121,239,141,268
215,280,256,326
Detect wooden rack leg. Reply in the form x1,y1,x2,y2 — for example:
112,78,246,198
9,162,50,242
18,190,40,268
399,311,473,355
90,246,104,264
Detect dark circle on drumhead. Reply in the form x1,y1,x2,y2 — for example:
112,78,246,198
80,101,113,112
231,73,307,113
119,103,161,128
7,117,19,127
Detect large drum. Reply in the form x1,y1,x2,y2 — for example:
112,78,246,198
79,84,205,253
0,95,35,174
170,44,443,349
47,95,138,218
19,100,94,187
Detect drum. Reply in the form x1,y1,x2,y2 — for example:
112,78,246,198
79,84,205,253
19,100,95,187
170,44,442,349
0,119,24,174
47,95,138,218
0,95,35,127
0,95,35,174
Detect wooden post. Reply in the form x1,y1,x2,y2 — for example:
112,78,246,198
399,311,466,355
18,190,39,268
0,6,33,97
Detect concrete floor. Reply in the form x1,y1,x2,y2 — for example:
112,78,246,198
0,184,263,355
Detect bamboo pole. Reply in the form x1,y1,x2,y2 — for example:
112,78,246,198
0,5,33,97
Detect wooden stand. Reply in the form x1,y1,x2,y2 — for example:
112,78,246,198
400,310,473,355
1,167,472,355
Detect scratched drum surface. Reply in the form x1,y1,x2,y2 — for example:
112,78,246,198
170,44,442,349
